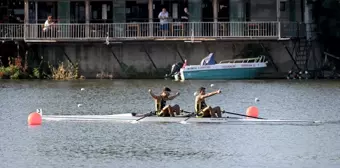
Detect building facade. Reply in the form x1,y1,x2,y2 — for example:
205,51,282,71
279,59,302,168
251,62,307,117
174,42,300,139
0,0,317,79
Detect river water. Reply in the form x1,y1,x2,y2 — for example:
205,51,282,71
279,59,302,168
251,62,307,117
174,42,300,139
1,79,340,168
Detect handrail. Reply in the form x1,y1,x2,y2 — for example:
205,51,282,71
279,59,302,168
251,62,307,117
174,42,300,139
219,55,266,64
0,21,304,40
324,52,340,60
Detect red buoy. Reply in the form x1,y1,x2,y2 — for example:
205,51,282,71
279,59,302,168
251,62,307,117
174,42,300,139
28,112,42,125
246,106,259,119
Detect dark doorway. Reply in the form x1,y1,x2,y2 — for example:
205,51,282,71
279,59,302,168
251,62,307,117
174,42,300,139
126,0,148,22
218,0,229,21
89,1,113,23
70,1,86,23
37,1,58,23
202,0,213,21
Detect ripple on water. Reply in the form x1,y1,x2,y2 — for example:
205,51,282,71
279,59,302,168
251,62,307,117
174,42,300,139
1,80,340,168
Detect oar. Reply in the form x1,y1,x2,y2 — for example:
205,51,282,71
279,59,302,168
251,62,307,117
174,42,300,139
222,111,265,119
131,111,155,124
180,110,194,114
208,84,264,120
179,112,195,124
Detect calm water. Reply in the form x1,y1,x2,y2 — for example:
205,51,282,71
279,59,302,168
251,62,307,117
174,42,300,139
1,79,340,168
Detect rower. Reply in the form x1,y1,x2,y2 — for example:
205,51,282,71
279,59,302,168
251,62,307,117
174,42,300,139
195,87,222,118
149,87,181,117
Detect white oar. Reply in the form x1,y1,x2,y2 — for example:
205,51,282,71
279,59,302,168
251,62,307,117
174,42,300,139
179,115,193,124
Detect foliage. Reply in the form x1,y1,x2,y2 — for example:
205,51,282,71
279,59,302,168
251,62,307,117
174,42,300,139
49,61,79,80
0,55,81,80
33,68,40,79
0,56,28,79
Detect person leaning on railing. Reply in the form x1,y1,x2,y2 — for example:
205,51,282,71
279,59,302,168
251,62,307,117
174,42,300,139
181,7,190,36
158,8,169,36
42,16,56,37
43,16,55,31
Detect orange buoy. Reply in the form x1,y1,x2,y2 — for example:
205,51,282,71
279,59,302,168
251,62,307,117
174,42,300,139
28,112,42,125
246,106,259,119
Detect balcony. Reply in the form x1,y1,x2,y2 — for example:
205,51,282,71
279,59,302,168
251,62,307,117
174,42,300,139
0,22,305,42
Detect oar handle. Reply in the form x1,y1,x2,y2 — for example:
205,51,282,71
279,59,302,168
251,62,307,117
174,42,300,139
222,111,265,119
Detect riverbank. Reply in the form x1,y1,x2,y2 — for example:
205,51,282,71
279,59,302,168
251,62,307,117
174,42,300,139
0,40,325,80
0,56,80,80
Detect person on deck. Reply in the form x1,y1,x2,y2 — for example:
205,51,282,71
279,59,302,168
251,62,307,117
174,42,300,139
149,87,180,117
181,7,190,36
195,87,222,118
158,8,169,36
43,16,55,32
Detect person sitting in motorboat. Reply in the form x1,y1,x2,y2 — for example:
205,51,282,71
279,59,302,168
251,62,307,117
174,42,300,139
195,87,222,118
149,87,180,117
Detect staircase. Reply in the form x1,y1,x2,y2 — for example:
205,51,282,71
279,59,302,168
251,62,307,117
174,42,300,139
287,38,312,79
295,38,311,71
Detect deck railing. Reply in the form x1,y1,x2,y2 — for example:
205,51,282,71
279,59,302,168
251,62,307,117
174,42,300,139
0,22,306,41
219,55,267,64
0,24,25,40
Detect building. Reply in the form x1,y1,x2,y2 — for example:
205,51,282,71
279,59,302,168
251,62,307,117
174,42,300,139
0,0,319,79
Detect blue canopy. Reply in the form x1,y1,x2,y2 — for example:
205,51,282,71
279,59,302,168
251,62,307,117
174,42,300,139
200,53,216,65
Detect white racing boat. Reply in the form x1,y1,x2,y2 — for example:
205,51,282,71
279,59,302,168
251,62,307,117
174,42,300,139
41,111,321,125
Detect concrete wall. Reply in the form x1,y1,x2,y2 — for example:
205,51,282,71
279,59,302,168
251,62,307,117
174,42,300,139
36,41,301,78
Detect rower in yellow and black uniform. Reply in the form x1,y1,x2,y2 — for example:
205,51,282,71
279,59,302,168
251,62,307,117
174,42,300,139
149,87,181,117
195,87,222,118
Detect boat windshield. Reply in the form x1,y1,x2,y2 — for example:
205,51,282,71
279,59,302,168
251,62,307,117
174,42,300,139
200,53,216,65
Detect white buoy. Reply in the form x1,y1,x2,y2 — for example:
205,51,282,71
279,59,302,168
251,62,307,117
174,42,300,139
210,84,214,87
77,104,83,107
81,88,85,91
255,98,259,102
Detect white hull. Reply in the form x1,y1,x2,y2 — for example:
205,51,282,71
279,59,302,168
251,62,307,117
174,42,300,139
42,113,320,125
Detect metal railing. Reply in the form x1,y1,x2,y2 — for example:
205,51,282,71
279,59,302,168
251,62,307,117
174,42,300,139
219,55,267,64
0,24,25,40
0,21,306,41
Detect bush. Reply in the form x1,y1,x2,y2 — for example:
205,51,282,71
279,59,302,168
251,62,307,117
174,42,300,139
49,61,79,80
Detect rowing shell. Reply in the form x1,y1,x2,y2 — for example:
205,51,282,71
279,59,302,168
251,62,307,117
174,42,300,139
42,113,320,125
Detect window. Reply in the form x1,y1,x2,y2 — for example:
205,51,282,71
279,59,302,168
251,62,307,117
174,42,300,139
280,1,286,11
37,1,58,23
71,1,85,23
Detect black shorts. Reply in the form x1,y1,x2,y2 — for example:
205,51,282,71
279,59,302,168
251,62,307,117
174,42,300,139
156,111,170,117
196,111,211,118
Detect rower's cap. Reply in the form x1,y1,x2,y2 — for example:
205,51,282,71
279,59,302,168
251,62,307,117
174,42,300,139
163,87,171,92
198,87,206,92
